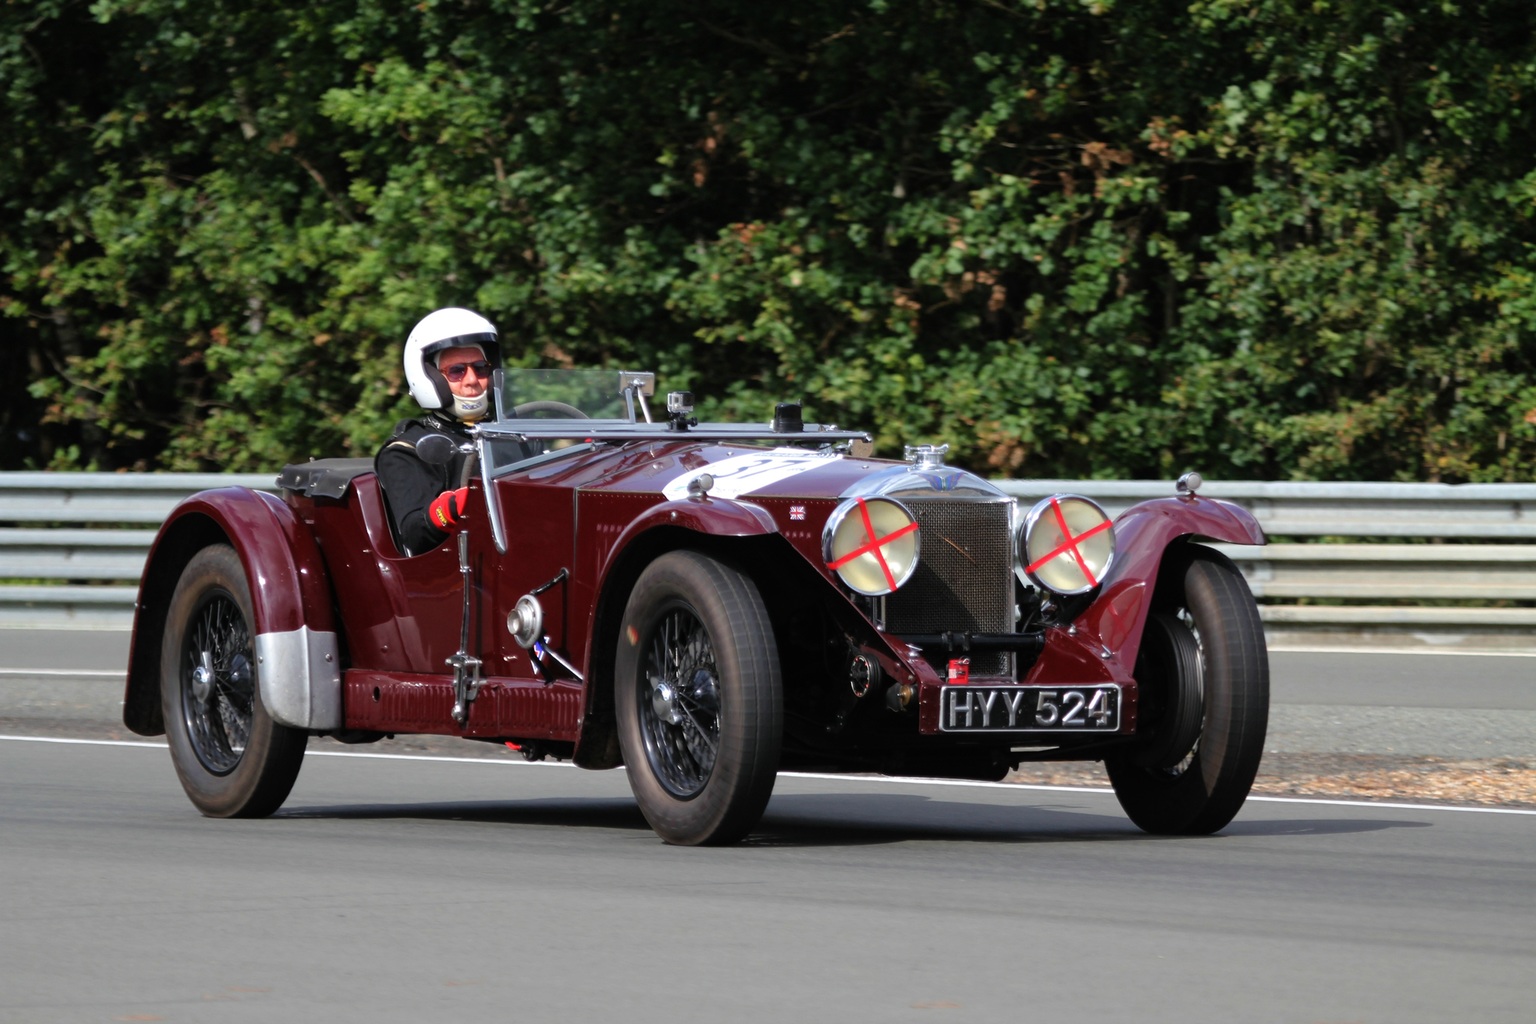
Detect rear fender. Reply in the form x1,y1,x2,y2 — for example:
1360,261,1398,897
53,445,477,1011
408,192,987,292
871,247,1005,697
124,487,341,735
1057,495,1265,676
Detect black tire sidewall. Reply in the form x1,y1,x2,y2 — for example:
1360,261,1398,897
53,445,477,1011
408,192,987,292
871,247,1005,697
615,551,782,845
160,544,306,818
1107,548,1269,834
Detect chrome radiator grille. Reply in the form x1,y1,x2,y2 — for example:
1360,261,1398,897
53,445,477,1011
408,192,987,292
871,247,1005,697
880,498,1014,676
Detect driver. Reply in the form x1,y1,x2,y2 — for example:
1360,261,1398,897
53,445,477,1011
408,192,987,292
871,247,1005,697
376,307,500,555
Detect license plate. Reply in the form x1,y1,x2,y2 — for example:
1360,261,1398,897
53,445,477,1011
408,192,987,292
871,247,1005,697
938,685,1120,732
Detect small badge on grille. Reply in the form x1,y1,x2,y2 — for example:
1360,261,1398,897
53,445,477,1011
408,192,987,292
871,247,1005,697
947,658,971,685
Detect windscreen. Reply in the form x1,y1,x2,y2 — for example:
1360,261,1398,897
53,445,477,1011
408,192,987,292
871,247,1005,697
497,368,633,421
480,368,644,480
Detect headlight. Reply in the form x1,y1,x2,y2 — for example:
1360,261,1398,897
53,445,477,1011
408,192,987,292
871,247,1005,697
1019,495,1115,596
823,496,920,596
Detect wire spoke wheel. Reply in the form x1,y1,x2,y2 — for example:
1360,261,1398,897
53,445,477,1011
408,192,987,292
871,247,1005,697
616,551,782,845
160,545,307,818
638,606,722,798
180,591,256,775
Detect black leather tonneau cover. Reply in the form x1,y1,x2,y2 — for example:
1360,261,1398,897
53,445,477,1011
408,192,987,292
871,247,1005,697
275,458,375,500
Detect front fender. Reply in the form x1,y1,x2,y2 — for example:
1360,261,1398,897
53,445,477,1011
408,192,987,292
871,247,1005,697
593,496,778,590
1055,494,1266,677
124,487,341,735
573,496,778,769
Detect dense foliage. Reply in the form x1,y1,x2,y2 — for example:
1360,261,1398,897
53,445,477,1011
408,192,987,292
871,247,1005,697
3,0,1535,480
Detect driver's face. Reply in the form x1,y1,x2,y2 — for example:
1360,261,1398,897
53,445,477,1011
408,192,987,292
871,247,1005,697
437,345,491,399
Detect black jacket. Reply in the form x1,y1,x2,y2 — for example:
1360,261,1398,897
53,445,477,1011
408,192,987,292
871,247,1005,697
374,412,476,555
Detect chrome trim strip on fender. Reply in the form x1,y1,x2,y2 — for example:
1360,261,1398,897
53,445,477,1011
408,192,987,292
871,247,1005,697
254,626,342,730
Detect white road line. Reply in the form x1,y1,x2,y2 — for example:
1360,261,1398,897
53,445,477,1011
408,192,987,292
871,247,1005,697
1,735,162,749
1266,646,1536,658
781,769,1536,815
3,733,1532,816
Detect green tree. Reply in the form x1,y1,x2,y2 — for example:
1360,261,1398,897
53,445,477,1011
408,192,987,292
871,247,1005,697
3,0,1535,482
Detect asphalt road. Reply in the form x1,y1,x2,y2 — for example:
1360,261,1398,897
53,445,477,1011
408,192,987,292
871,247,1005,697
3,735,1532,1023
3,629,1534,1022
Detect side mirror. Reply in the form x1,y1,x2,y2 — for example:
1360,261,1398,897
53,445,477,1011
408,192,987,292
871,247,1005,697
415,432,457,466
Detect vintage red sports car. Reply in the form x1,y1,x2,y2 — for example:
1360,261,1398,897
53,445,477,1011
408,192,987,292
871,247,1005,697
123,369,1269,844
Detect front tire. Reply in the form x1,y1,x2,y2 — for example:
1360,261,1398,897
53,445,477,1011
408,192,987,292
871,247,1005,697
1106,548,1269,835
160,545,307,817
615,551,783,845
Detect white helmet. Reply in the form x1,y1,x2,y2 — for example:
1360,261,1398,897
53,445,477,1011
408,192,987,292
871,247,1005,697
403,307,500,421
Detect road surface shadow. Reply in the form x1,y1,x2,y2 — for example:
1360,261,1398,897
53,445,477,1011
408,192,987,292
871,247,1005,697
746,792,1430,846
278,797,653,833
273,789,1430,847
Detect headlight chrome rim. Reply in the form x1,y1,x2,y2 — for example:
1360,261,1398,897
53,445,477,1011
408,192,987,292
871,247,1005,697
1019,494,1115,596
823,496,921,596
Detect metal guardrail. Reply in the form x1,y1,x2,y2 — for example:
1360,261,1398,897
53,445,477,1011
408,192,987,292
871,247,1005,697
4,473,1536,648
0,472,276,629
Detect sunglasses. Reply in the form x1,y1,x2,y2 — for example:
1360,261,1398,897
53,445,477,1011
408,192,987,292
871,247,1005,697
441,360,492,383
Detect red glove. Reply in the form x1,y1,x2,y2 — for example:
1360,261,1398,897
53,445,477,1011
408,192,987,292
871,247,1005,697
428,487,469,530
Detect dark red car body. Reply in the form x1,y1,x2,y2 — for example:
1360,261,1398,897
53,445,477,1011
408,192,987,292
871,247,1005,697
125,370,1270,843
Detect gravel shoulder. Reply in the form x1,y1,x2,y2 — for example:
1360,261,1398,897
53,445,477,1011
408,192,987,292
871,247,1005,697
6,700,1529,810
1005,751,1536,809
6,636,1534,811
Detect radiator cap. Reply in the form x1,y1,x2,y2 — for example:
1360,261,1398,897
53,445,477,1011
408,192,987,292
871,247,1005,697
905,443,948,469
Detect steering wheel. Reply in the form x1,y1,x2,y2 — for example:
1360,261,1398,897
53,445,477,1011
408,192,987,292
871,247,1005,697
513,400,589,420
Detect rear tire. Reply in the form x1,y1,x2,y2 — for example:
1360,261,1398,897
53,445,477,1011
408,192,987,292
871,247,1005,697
1106,548,1268,835
160,545,307,818
615,551,782,845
